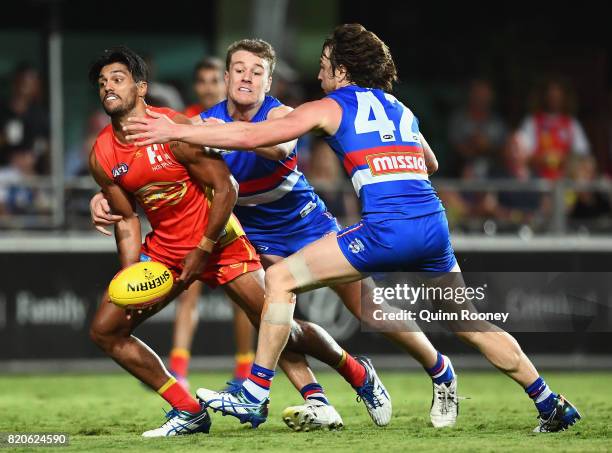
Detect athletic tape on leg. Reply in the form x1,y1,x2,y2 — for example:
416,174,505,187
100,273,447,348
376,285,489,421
262,301,295,325
286,252,318,289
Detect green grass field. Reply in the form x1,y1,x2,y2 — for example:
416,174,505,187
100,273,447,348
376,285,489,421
1,371,610,452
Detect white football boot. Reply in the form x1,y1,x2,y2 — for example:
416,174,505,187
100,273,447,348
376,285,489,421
430,371,459,428
142,403,211,437
282,400,344,431
196,387,268,428
354,356,392,426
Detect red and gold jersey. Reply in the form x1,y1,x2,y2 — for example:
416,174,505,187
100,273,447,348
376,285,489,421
93,106,243,262
533,113,572,179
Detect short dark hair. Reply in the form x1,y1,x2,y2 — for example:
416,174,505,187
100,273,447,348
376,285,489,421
193,57,224,80
88,46,148,86
323,24,397,92
225,39,276,74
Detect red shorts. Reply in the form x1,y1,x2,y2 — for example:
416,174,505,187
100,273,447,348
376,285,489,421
141,236,261,288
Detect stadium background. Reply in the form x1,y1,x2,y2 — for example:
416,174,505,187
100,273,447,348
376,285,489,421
1,0,611,373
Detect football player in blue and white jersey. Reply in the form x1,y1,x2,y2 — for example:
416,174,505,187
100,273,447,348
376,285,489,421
124,25,580,433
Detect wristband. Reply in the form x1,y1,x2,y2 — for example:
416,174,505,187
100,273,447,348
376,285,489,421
197,236,217,253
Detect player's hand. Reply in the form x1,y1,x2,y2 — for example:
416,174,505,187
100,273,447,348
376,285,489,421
90,192,122,236
179,248,210,287
123,277,186,320
124,109,179,145
125,306,152,321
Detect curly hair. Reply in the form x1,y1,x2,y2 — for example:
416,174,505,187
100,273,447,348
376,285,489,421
88,46,148,86
323,24,397,92
226,39,276,75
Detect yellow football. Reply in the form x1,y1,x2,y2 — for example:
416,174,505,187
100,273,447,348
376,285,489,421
108,261,174,309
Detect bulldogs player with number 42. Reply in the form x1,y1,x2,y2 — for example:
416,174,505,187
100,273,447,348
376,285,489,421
124,24,581,433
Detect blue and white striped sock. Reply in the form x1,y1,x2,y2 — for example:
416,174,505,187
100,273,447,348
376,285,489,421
241,363,275,404
300,383,330,406
426,352,455,385
525,377,557,415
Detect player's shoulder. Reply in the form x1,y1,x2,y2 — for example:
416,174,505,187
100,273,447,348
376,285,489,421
322,86,358,114
299,97,344,120
325,84,358,97
263,95,282,106
200,99,227,118
267,103,293,119
90,125,115,179
93,123,114,152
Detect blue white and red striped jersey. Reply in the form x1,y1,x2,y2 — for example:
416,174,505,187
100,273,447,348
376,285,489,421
324,85,444,220
200,96,326,232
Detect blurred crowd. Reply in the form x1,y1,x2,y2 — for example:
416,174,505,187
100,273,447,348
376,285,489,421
439,78,610,234
0,64,51,222
1,57,610,234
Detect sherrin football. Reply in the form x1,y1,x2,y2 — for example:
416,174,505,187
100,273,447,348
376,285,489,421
108,261,174,309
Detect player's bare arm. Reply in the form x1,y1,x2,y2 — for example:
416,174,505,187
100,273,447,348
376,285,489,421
170,141,239,285
165,106,297,161
419,133,439,175
124,98,342,149
89,150,141,268
192,107,300,159
250,105,299,160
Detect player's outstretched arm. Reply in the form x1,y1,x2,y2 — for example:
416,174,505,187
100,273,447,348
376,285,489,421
124,98,341,149
170,141,239,285
89,151,141,268
186,108,297,161
250,105,299,160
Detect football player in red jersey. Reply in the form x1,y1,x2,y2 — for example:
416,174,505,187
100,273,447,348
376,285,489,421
94,55,255,391
87,45,378,436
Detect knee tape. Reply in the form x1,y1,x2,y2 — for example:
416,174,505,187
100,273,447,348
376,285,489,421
262,301,296,326
286,252,318,289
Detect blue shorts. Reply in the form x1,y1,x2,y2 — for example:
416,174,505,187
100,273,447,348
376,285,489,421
246,209,340,257
336,211,457,273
